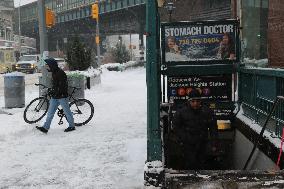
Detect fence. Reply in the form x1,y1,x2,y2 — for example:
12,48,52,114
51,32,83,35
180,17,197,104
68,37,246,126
239,67,284,137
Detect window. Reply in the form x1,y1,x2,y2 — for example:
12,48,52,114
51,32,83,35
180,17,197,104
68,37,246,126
241,0,268,62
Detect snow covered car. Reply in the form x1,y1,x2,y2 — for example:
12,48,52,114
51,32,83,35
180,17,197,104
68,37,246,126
15,55,41,74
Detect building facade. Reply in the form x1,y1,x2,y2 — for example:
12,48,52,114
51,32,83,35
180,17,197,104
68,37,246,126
267,0,284,67
160,0,284,68
159,0,232,22
0,0,14,45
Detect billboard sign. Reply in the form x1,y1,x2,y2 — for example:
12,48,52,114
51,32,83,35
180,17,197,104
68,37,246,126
161,20,239,63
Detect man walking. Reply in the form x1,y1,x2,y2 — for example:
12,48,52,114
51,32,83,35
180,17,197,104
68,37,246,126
36,58,75,133
171,89,218,169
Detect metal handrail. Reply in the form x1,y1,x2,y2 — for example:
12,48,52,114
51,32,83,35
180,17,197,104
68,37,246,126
243,96,284,170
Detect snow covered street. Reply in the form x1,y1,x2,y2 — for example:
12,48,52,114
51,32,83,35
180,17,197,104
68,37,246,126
0,68,147,188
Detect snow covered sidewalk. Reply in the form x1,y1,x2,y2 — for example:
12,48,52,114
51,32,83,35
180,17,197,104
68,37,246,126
0,68,147,188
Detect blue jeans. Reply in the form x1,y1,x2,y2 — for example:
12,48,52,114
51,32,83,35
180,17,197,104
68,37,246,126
43,98,74,130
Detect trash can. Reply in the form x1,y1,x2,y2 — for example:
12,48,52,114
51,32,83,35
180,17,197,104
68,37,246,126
67,73,85,103
4,73,25,108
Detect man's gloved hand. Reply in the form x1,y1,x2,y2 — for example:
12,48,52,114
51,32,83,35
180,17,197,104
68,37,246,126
48,88,55,96
210,141,219,155
211,145,217,153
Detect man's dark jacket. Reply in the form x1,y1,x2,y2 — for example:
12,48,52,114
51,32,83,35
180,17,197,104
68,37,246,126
45,58,68,99
169,104,218,169
172,104,217,145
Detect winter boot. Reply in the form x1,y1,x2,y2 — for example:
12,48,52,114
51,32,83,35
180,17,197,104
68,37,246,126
36,126,48,134
64,127,76,132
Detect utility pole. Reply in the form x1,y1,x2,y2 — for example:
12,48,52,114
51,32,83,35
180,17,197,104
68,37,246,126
144,1,164,186
38,0,49,87
130,32,132,61
96,16,101,66
92,1,101,67
18,0,21,55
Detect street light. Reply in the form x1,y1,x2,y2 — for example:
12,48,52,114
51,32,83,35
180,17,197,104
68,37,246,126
165,2,175,22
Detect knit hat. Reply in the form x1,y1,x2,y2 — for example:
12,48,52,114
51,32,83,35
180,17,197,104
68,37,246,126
188,88,201,101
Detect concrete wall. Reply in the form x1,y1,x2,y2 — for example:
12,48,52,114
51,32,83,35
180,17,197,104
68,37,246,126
232,130,275,170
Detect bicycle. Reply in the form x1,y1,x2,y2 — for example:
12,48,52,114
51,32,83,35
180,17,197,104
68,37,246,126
23,83,94,126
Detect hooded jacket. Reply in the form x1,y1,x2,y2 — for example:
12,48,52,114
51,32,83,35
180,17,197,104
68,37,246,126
45,58,68,99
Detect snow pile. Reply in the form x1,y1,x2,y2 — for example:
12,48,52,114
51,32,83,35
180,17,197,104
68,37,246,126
66,67,102,78
101,63,124,71
81,67,102,77
196,174,211,179
263,180,284,186
243,58,268,68
101,63,121,68
124,61,145,69
144,161,164,174
102,61,144,71
144,161,164,188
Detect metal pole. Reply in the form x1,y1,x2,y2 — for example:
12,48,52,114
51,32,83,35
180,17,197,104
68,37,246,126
146,0,162,162
96,21,101,66
38,0,49,86
95,0,101,67
38,0,48,55
18,0,21,49
130,32,132,60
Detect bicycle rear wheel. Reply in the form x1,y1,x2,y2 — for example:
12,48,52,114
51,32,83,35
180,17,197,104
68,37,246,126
69,99,94,126
24,97,49,124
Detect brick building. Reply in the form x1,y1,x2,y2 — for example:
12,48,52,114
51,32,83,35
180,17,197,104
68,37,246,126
268,0,284,67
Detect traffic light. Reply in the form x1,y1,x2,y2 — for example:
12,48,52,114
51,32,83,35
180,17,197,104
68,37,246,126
91,3,99,20
46,8,55,28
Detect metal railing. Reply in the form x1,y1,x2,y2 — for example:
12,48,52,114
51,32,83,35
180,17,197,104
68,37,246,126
239,67,284,137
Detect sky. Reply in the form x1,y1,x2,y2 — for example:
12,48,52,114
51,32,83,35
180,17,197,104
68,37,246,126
0,66,147,188
14,0,37,7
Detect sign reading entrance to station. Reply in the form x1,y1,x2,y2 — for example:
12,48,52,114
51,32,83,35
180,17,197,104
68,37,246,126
161,20,239,63
167,75,232,102
168,75,233,117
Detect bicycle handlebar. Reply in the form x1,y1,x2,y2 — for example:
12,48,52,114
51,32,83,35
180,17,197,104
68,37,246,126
35,83,81,90
35,83,48,88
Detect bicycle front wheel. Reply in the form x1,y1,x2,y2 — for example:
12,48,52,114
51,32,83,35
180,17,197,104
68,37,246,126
69,99,94,126
24,97,49,124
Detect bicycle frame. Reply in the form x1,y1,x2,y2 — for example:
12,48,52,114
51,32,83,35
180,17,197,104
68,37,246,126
37,83,83,125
